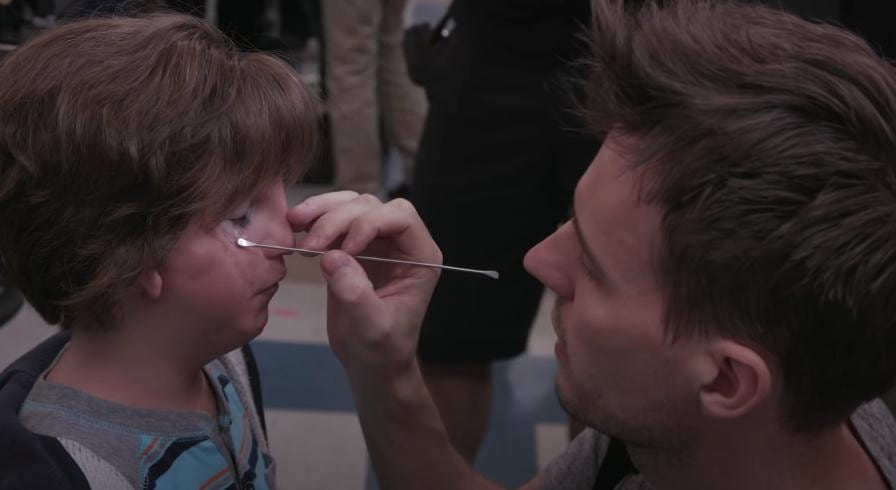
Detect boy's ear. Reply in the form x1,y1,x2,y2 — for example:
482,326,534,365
136,269,163,301
697,340,772,420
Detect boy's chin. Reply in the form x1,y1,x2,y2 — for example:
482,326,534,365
243,314,269,342
218,315,269,352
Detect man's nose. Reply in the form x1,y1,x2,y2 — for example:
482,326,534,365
523,222,575,299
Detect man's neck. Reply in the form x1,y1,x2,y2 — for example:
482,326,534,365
46,323,219,416
628,421,888,490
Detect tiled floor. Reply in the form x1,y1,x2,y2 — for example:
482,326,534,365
0,184,568,490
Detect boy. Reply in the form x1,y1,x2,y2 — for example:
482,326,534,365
0,13,317,489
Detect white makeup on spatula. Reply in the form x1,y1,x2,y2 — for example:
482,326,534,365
236,238,499,279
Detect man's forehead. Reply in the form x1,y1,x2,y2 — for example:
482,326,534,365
574,136,662,280
575,137,644,227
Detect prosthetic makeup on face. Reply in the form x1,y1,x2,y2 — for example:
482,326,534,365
151,180,295,356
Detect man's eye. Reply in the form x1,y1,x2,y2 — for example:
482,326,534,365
579,254,601,285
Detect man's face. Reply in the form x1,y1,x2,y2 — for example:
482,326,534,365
524,135,706,448
156,179,292,356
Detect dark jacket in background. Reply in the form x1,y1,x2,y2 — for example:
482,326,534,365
770,0,893,58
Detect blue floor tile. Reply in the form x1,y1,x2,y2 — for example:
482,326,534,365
251,340,565,488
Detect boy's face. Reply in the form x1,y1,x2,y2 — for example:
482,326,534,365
155,179,293,355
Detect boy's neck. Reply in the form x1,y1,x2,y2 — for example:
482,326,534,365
46,327,219,416
629,420,888,490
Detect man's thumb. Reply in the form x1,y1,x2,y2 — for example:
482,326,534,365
320,250,379,312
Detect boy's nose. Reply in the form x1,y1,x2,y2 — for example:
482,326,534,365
260,216,296,258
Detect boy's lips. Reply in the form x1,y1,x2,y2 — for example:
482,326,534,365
259,272,286,296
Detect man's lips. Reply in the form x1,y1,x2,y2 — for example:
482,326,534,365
552,308,564,342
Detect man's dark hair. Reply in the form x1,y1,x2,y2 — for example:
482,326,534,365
585,0,896,432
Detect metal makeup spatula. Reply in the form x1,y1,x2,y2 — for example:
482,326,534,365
236,238,499,279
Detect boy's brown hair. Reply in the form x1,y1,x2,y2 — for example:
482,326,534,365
586,0,896,432
0,14,318,330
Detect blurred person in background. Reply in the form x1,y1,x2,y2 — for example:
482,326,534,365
407,0,599,461
323,0,425,196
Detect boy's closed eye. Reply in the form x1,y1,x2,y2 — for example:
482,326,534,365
229,209,251,228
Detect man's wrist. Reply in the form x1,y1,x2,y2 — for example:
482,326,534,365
346,357,425,403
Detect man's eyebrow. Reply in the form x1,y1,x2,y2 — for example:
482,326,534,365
571,214,607,281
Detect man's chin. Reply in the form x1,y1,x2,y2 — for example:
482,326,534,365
555,378,584,422
555,378,609,436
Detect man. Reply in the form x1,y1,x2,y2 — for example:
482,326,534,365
289,0,896,488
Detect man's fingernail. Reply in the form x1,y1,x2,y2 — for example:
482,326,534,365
341,238,356,253
303,236,320,250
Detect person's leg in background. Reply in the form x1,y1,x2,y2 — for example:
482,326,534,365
410,0,597,461
413,59,599,459
323,0,382,195
377,0,425,194
420,361,492,461
412,90,563,462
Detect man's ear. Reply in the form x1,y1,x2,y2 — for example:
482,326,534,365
697,340,771,420
136,269,163,301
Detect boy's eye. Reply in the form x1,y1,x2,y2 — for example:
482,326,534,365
230,212,250,228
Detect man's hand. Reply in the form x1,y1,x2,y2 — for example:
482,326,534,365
289,192,511,490
288,192,442,378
